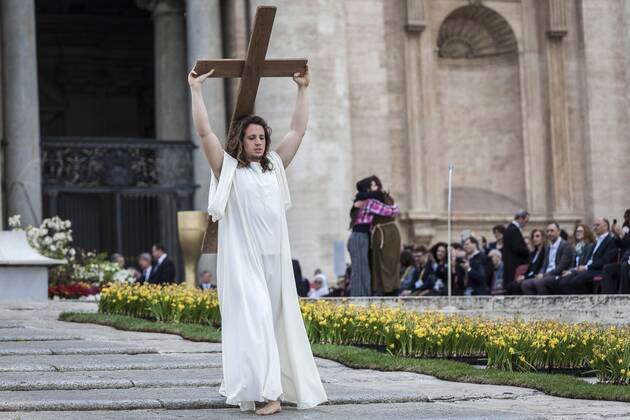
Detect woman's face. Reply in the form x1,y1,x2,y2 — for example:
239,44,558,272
494,230,503,241
243,124,266,161
369,180,379,192
436,246,446,262
532,231,543,247
575,226,584,241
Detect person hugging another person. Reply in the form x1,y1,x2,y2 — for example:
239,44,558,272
347,176,400,297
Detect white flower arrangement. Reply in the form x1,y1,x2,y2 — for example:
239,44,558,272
9,214,134,287
112,269,136,285
8,214,21,228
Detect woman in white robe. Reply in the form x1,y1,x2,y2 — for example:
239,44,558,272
188,66,326,415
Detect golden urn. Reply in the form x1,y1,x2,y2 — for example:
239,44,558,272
177,210,207,288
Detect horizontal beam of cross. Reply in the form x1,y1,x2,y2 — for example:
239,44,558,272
194,59,307,78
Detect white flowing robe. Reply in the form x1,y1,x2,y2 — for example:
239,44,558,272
207,151,327,410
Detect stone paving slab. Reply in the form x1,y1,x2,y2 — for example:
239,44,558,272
0,368,223,391
0,328,81,342
0,384,433,412
0,321,24,329
49,323,180,342
0,353,223,372
444,395,630,419
97,339,222,354
0,340,159,356
0,386,223,412
0,403,536,420
4,382,630,417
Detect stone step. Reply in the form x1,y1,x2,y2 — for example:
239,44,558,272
0,384,430,412
0,321,24,329
0,327,81,342
0,368,223,391
0,353,222,372
0,403,534,420
0,340,159,356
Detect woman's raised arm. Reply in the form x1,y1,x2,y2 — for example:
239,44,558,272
188,69,224,177
274,66,309,168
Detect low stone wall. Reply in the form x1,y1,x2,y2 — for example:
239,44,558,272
317,295,630,325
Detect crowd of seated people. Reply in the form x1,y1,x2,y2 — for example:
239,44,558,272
393,209,630,296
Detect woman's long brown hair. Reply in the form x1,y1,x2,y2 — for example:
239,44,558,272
225,115,273,171
573,223,596,245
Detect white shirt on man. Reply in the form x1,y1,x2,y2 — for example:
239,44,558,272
156,253,167,267
546,238,561,273
586,232,609,268
143,266,152,282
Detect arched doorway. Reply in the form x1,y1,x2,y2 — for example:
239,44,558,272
435,5,526,212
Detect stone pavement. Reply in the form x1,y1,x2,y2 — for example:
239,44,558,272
1,302,629,419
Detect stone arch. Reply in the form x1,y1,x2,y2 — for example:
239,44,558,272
437,5,518,59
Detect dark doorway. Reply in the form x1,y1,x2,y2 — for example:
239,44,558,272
36,1,186,270
36,0,154,138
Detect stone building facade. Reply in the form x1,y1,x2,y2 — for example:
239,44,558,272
1,0,629,279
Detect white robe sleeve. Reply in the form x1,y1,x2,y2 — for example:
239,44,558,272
268,151,292,211
207,152,238,222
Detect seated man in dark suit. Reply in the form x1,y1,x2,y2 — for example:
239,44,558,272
460,236,488,295
399,247,435,296
602,213,630,293
148,243,176,285
559,218,618,294
522,222,575,294
502,210,531,295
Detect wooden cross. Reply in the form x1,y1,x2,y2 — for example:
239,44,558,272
196,5,307,254
193,5,307,136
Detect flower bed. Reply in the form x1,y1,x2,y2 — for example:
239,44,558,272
99,284,221,326
98,284,630,384
49,283,100,299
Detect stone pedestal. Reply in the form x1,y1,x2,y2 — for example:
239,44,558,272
0,231,66,302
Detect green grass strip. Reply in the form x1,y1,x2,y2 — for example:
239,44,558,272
59,311,630,402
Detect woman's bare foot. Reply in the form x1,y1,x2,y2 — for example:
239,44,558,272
255,400,281,415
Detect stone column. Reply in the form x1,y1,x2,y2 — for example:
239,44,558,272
403,0,436,243
186,0,226,277
546,0,574,216
139,0,189,140
185,0,226,211
518,0,549,215
1,0,42,226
